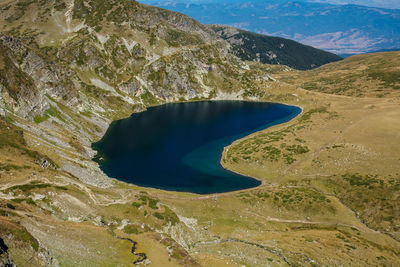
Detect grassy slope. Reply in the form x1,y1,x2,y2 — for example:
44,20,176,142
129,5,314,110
2,59,400,266
0,1,399,266
277,51,400,97
223,53,400,250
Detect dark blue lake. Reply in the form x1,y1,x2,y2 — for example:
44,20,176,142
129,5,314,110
92,101,301,194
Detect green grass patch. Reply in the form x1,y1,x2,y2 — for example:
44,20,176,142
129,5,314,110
0,163,30,171
285,144,309,154
367,70,400,88
342,173,378,186
34,105,67,124
123,225,139,235
299,107,328,122
4,181,51,194
138,195,159,209
132,202,142,208
153,206,179,225
34,114,49,124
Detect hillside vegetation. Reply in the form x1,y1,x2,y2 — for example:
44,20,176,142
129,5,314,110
223,53,400,246
0,0,399,266
277,51,400,98
211,25,342,70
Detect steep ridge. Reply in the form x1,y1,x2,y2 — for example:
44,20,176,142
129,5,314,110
211,25,342,70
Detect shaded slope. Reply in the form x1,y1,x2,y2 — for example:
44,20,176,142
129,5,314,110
211,25,342,70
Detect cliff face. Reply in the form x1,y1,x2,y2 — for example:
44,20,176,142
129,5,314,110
0,36,78,118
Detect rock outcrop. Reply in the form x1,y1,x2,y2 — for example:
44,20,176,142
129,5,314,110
0,0,275,188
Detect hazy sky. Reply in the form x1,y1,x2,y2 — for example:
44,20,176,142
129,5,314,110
139,0,400,9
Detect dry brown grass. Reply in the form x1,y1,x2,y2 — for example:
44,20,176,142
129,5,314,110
0,51,399,266
276,51,400,98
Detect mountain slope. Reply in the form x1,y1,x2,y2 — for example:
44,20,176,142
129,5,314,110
211,25,342,70
0,0,283,190
141,0,400,54
0,0,266,119
224,51,400,243
276,51,400,97
0,0,399,266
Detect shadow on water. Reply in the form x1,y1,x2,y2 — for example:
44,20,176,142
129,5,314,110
92,101,301,194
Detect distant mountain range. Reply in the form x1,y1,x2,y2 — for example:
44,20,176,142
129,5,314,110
139,0,400,54
139,0,400,10
339,48,400,58
308,0,400,9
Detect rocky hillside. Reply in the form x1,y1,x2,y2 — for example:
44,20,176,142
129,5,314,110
0,0,399,266
211,25,342,70
0,0,274,146
0,0,290,197
0,0,245,119
0,1,281,263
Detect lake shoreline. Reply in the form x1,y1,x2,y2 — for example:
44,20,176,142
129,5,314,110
92,99,303,195
217,104,303,196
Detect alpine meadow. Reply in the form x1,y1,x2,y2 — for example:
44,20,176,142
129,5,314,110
0,0,399,266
